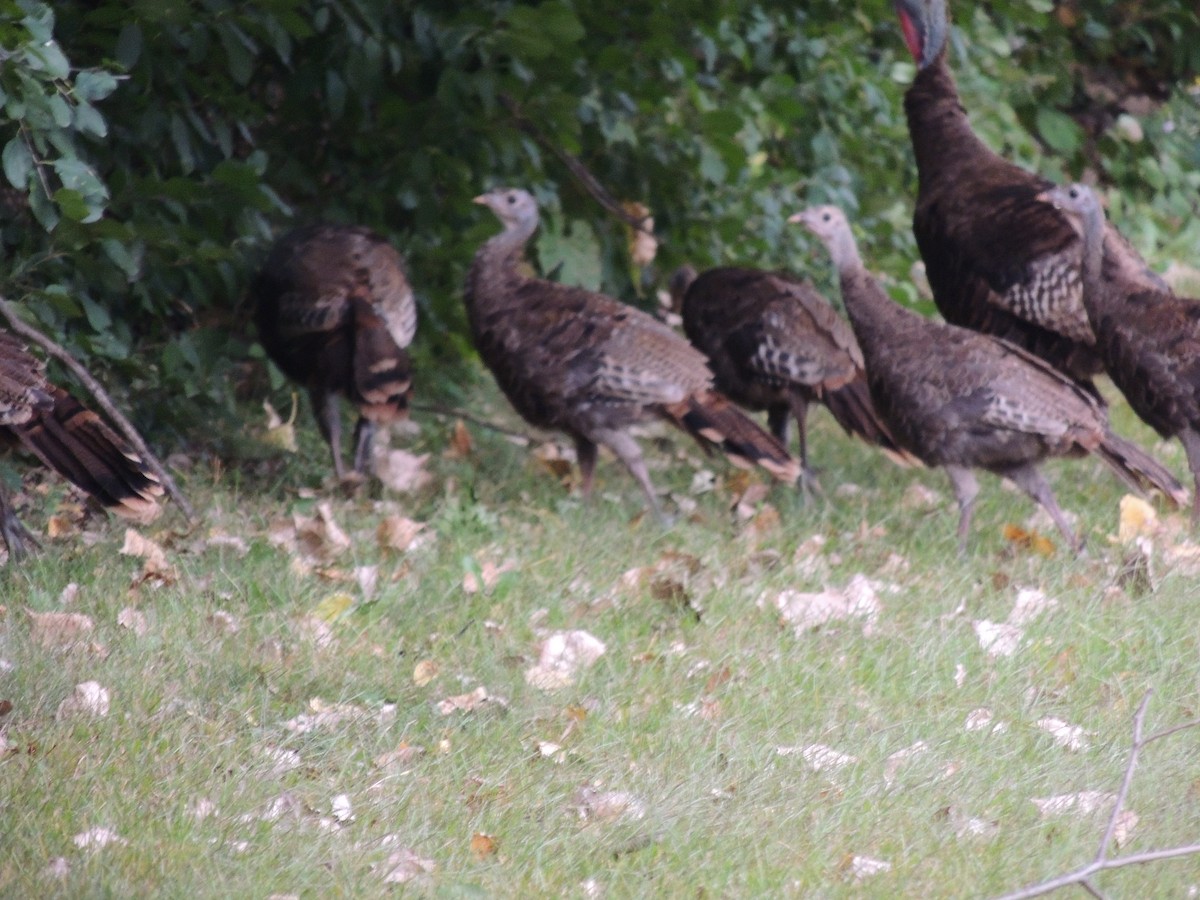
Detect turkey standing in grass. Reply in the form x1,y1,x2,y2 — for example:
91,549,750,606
0,330,162,559
673,265,916,491
253,224,416,481
465,187,799,520
1043,182,1200,522
894,0,1167,395
796,204,1187,552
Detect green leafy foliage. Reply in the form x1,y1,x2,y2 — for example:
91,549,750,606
0,0,1196,449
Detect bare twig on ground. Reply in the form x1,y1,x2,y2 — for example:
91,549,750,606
995,690,1200,899
0,296,194,521
411,401,532,445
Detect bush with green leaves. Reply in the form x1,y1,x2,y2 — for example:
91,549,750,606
0,0,1196,447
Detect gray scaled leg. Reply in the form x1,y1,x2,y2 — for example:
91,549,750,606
309,387,345,480
944,464,980,554
591,428,667,524
351,416,376,475
786,392,821,499
1004,463,1082,553
0,483,39,561
573,435,598,501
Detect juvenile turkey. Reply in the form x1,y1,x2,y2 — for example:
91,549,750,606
674,265,915,489
894,0,1166,394
253,224,416,481
0,330,162,559
465,187,799,519
1043,182,1200,521
795,205,1186,552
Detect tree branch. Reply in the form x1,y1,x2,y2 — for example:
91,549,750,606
497,93,654,236
993,691,1200,900
0,296,194,521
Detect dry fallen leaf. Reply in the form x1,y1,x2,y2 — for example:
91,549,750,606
376,516,427,553
116,607,149,637
208,610,240,635
760,574,883,637
883,740,930,785
331,794,355,824
444,419,474,459
27,610,94,650
624,201,657,267
263,395,299,452
372,446,432,494
436,686,491,715
1036,717,1091,752
72,827,127,851
525,630,607,691
463,559,516,595
1031,791,1116,818
775,744,859,772
380,848,436,884
312,592,355,624
374,742,425,770
56,682,110,720
1002,523,1055,556
470,832,498,860
973,620,1022,658
573,785,646,823
413,660,439,687
1009,587,1057,627
1118,494,1158,543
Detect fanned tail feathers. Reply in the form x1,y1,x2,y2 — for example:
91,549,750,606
351,297,413,422
820,377,921,468
670,391,800,484
12,387,163,523
1096,429,1189,508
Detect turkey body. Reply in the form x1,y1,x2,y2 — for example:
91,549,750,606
0,330,162,559
896,0,1166,393
797,204,1185,552
676,266,912,482
465,187,798,519
253,224,416,480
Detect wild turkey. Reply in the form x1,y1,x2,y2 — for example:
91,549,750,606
253,224,416,480
0,330,162,559
894,0,1167,394
465,187,799,520
1043,182,1200,521
673,265,916,489
795,204,1187,551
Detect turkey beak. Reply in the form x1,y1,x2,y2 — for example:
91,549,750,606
785,212,805,225
1033,189,1058,209
472,194,490,206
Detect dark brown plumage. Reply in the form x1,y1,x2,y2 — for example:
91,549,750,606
674,265,915,487
253,224,416,480
895,0,1167,394
465,188,799,519
1045,183,1200,521
797,205,1187,552
0,330,162,559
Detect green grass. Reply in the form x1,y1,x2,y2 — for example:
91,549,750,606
2,375,1199,897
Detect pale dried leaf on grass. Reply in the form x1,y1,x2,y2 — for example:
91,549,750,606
1036,717,1091,752
295,614,335,649
1118,494,1158,543
208,610,240,635
260,745,302,776
1009,587,1057,627
470,832,498,860
42,857,70,879
974,587,1058,658
436,685,492,715
375,742,425,771
188,798,218,822
847,855,892,881
116,607,148,636
526,630,607,691
1031,791,1117,817
202,530,251,556
573,785,647,823
1111,809,1139,848
380,848,436,884
372,446,432,494
759,573,883,637
73,827,127,851
463,558,516,594
121,528,176,585
940,805,1000,839
964,708,1008,733
775,744,859,772
58,582,80,605
27,609,94,649
413,659,438,687
56,681,110,719
331,794,355,824
376,515,428,553
285,698,396,734
883,740,930,785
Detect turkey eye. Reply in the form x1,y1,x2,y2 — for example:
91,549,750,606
507,195,516,204
822,213,831,222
